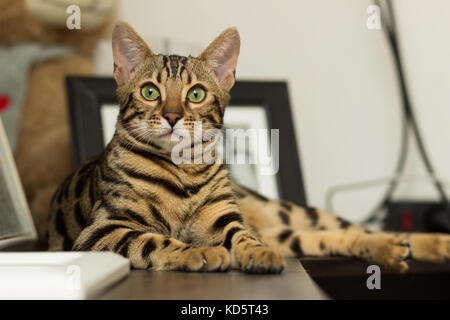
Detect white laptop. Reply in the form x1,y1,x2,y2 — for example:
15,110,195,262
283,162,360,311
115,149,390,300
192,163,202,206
0,118,130,300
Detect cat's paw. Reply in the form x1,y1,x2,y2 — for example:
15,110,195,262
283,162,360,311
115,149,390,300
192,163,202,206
358,235,411,273
408,233,450,263
236,246,284,274
178,246,231,272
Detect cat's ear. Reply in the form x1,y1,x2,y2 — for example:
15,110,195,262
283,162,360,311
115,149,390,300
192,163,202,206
199,27,240,91
112,21,153,86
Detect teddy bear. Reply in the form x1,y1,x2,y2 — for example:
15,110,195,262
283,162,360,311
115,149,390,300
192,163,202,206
0,0,117,242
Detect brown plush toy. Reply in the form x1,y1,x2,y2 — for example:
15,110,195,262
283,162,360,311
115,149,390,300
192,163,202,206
0,0,116,242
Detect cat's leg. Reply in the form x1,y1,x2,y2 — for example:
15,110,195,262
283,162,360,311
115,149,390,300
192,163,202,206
234,184,450,268
273,199,450,263
378,232,450,263
255,199,450,266
260,227,411,272
237,193,413,271
72,204,230,271
190,194,284,274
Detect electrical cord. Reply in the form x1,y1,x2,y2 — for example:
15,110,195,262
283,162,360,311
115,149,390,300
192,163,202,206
325,174,450,223
362,0,450,225
363,0,409,224
324,0,450,229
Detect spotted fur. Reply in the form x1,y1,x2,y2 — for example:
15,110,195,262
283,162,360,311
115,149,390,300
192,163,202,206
233,183,450,272
47,22,450,274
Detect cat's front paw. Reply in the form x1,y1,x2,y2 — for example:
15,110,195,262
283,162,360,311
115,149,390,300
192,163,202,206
236,246,284,274
408,233,450,263
178,246,231,272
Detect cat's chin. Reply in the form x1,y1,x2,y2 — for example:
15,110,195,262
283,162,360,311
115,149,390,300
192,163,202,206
151,133,187,151
154,130,190,142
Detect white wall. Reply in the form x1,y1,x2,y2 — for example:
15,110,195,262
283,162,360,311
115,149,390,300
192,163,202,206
116,0,450,221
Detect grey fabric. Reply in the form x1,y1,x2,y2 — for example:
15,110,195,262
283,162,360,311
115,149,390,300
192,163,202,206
0,43,72,149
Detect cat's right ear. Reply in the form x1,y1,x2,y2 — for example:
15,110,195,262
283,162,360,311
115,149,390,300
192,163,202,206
112,21,153,86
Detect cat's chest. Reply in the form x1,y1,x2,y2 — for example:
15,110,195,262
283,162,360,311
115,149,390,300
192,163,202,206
157,190,207,220
155,193,209,243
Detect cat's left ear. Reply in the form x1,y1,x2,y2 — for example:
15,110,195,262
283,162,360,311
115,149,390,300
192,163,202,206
200,27,240,91
112,21,153,86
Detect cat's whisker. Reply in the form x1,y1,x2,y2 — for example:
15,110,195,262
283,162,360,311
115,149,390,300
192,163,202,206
201,123,224,128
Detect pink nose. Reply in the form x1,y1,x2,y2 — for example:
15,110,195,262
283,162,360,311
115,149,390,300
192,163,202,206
164,112,182,127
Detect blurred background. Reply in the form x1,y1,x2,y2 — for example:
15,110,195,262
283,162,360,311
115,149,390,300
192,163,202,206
1,0,450,232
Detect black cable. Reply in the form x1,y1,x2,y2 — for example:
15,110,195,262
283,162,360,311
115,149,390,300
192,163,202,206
386,2,450,205
364,0,449,224
364,0,410,223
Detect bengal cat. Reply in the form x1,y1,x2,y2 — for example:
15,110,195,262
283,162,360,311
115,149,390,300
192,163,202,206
47,22,450,273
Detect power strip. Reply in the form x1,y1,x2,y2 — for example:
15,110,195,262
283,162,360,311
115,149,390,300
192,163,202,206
384,201,445,232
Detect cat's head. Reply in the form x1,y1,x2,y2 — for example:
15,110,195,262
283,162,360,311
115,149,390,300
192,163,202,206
112,21,240,157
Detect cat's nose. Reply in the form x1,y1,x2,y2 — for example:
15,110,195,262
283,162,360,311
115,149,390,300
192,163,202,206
163,112,182,127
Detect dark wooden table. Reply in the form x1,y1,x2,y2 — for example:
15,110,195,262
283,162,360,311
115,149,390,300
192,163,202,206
301,257,450,299
99,258,328,300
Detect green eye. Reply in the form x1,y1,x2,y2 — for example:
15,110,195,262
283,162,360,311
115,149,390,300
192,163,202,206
187,86,206,103
141,84,160,101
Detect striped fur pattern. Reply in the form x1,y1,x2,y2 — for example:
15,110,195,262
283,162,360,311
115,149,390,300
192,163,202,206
47,22,450,273
233,184,450,272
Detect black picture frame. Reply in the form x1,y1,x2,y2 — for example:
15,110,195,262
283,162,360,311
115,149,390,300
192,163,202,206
66,77,307,206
